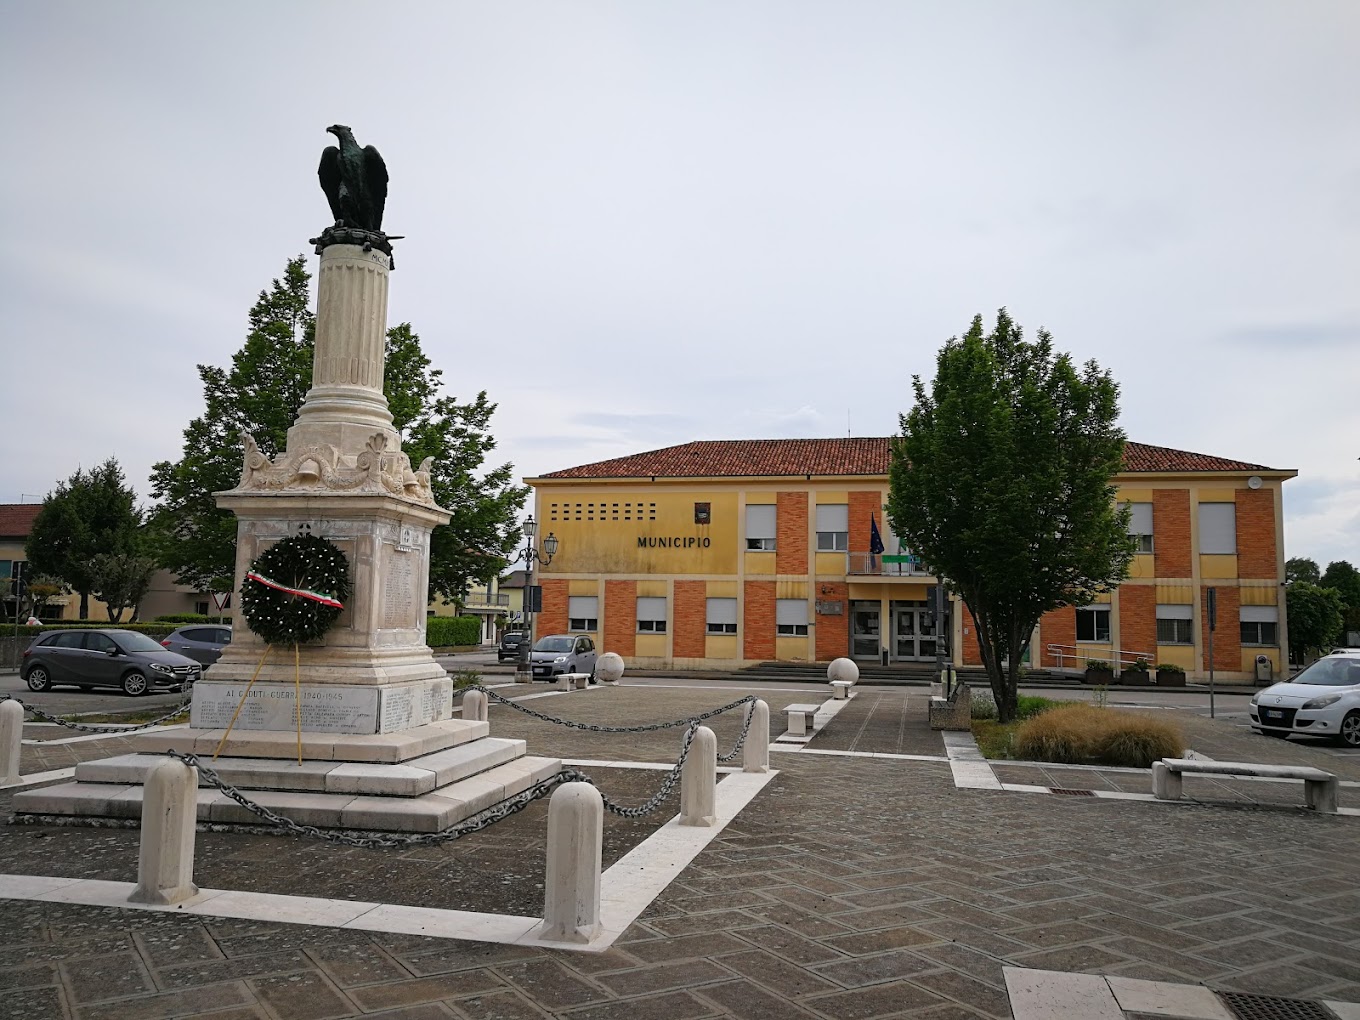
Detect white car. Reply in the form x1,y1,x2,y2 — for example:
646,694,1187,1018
1249,651,1360,747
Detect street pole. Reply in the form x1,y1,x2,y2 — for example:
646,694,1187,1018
516,534,533,683
1206,586,1217,719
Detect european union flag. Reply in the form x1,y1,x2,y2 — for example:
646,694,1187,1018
869,514,885,555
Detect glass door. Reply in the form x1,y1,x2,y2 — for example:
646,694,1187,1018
917,610,938,659
894,607,917,660
851,604,880,659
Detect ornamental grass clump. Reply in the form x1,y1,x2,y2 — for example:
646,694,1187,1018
1011,705,1184,768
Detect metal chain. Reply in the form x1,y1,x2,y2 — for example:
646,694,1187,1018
596,723,696,818
716,700,755,763
475,685,755,734
0,691,193,734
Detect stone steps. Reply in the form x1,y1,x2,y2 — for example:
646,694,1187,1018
72,737,529,798
13,755,564,834
130,718,490,763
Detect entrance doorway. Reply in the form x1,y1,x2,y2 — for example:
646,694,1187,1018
891,603,937,662
850,601,880,659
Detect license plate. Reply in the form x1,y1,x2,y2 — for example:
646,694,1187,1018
1265,710,1283,719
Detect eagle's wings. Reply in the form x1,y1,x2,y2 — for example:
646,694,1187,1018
363,145,388,230
318,146,343,223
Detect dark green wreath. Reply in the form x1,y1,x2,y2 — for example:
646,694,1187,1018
240,532,352,645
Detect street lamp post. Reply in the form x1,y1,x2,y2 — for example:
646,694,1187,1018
512,515,558,683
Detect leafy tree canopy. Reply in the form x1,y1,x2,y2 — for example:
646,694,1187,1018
1285,556,1319,586
1285,582,1345,660
26,457,141,619
1319,560,1360,609
91,552,159,623
887,309,1132,722
148,257,527,600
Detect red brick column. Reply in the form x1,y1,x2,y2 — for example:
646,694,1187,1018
1118,585,1156,660
538,578,570,637
673,581,707,659
1153,489,1192,577
776,491,808,576
959,604,983,666
1039,606,1076,667
849,491,882,554
603,580,637,658
1201,585,1240,672
1236,488,1277,580
814,582,849,661
743,581,776,661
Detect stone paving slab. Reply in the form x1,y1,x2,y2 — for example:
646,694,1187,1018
807,689,946,756
2,685,1358,1019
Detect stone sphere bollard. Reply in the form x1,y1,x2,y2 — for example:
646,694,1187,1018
827,657,859,684
597,652,625,684
0,700,24,786
462,689,489,723
538,781,603,943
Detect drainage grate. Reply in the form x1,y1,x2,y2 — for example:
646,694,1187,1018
1220,992,1338,1020
1048,787,1095,796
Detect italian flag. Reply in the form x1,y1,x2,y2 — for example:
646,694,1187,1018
246,571,344,609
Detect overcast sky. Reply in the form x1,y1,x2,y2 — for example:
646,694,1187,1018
2,1,1356,566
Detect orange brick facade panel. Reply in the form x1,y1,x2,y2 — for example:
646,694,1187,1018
538,578,570,637
1201,585,1240,671
603,580,637,658
960,604,983,666
814,582,849,661
848,491,882,555
776,491,809,575
1153,489,1192,578
673,581,707,659
1040,606,1076,667
1236,488,1277,579
1119,585,1157,660
744,580,776,661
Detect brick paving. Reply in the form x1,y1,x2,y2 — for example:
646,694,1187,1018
2,683,1357,1019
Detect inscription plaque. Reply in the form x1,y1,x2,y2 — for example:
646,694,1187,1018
191,682,379,734
383,550,416,629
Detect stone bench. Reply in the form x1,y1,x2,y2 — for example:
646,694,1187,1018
830,680,854,700
1152,758,1339,813
928,683,971,731
559,673,592,690
784,704,822,738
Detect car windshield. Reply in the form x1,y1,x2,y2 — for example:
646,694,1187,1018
1288,657,1360,687
534,636,573,652
111,631,167,653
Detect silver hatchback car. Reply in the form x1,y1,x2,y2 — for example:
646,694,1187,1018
529,634,598,681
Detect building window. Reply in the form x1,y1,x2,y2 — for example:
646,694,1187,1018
637,597,667,633
1126,502,1153,554
1240,606,1279,646
706,597,738,634
1198,502,1236,554
568,596,598,632
694,502,711,525
1156,604,1193,644
1076,606,1111,643
746,504,776,551
195,601,210,616
776,598,809,636
815,504,849,552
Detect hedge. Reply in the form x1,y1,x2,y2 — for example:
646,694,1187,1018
426,615,481,648
4,622,177,638
154,613,229,624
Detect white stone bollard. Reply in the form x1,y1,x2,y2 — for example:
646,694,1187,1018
462,689,489,724
129,759,199,905
0,700,23,786
538,782,603,944
597,652,625,685
680,725,717,826
743,700,769,774
827,657,859,684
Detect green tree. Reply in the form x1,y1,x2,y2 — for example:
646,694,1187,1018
887,310,1133,722
26,458,141,619
26,575,66,621
1319,560,1360,644
149,259,527,600
148,257,314,591
1285,556,1320,586
1286,582,1345,661
91,552,159,622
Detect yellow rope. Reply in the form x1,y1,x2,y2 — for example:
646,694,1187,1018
214,643,271,760
294,642,302,766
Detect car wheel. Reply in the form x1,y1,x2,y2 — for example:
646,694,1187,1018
1341,711,1360,749
122,671,149,697
25,667,52,692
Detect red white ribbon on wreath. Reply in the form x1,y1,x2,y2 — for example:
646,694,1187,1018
244,571,345,609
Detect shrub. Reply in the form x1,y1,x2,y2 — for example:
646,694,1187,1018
1084,659,1112,671
971,691,998,720
155,613,217,623
449,667,482,689
1156,662,1186,673
1016,695,1066,719
1012,704,1184,767
426,615,482,647
1097,715,1185,767
1131,657,1151,671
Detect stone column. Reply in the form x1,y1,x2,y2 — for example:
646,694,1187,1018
129,759,199,905
680,725,717,826
0,700,23,785
743,700,769,774
538,782,603,943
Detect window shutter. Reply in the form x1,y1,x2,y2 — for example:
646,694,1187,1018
706,598,738,625
637,597,666,622
568,596,598,618
1126,502,1153,535
815,504,848,532
1156,604,1193,620
745,505,776,540
776,599,808,626
1240,606,1278,623
1198,503,1237,554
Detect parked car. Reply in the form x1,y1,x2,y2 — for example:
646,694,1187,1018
498,630,529,663
1250,650,1360,747
529,634,597,681
22,629,202,696
161,624,232,667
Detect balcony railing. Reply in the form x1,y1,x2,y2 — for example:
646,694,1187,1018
845,552,933,577
463,593,510,610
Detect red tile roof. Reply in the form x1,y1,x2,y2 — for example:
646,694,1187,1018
0,503,42,538
536,439,1279,480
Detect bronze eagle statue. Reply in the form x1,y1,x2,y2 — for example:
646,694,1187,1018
318,125,388,233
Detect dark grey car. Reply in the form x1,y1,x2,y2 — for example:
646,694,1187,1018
22,629,202,696
162,624,232,667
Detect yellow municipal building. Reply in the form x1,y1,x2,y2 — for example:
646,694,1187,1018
525,438,1295,682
